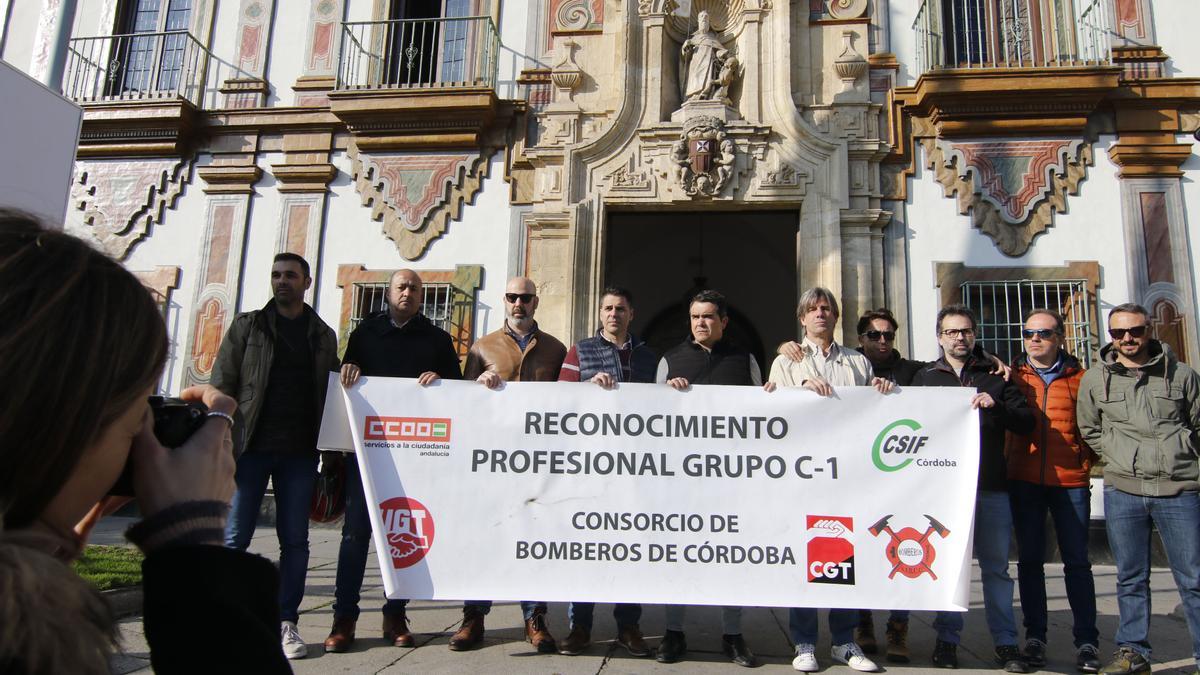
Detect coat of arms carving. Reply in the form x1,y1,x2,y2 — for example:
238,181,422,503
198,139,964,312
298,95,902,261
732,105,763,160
671,116,735,197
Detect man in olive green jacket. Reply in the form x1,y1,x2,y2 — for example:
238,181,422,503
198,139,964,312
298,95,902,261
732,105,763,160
211,252,339,660
1076,303,1200,675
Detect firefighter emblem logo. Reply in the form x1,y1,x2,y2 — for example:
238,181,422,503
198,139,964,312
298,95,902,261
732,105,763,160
868,514,950,580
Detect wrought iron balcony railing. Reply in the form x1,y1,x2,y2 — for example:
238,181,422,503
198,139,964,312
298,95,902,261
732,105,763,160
913,0,1112,76
336,16,499,91
64,31,211,106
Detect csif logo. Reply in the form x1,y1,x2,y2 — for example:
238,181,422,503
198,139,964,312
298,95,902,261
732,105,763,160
365,416,451,443
872,419,929,472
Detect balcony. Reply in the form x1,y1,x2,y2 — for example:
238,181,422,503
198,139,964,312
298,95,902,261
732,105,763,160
329,16,506,150
63,31,213,156
913,0,1112,76
897,0,1120,137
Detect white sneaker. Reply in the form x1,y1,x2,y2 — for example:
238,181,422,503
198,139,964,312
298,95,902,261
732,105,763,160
281,621,308,660
833,641,879,672
793,643,819,671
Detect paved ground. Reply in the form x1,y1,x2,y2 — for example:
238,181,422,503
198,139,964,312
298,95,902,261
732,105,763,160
93,517,1198,674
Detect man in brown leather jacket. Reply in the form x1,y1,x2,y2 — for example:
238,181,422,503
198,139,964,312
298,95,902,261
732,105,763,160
458,276,567,654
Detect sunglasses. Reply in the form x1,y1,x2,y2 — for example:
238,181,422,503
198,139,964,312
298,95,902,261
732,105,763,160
1109,325,1148,340
1021,328,1062,339
860,330,896,342
505,292,535,304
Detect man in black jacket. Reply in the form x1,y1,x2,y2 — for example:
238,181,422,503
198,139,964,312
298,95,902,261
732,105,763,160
911,305,1035,671
324,269,463,654
212,252,339,660
653,289,767,668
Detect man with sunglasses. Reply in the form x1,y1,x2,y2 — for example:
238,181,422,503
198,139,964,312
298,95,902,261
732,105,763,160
911,305,1035,672
460,276,567,654
1006,309,1100,673
1077,303,1200,675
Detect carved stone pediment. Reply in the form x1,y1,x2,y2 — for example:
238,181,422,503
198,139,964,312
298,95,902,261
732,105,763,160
69,157,194,260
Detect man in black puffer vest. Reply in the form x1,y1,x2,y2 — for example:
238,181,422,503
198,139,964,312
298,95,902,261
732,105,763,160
653,289,765,669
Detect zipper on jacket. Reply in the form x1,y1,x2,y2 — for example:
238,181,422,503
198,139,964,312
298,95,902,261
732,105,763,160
1039,376,1050,486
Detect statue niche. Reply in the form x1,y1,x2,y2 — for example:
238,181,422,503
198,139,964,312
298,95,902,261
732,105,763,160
679,10,738,106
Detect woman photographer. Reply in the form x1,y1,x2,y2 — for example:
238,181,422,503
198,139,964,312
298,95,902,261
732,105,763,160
0,211,289,674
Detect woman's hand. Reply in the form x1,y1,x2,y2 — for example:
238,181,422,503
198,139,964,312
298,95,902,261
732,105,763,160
129,385,237,518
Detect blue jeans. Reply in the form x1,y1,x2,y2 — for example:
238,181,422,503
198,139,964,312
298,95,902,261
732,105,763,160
1009,480,1098,647
886,610,965,644
1104,486,1200,665
568,602,642,630
976,490,1019,647
789,607,860,645
332,460,509,620
225,450,318,623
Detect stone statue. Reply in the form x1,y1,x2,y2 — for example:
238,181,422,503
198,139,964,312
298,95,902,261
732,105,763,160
680,11,735,104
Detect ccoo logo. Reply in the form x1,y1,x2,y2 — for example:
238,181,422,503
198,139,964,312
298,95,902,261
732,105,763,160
365,416,451,443
872,419,929,472
379,497,435,569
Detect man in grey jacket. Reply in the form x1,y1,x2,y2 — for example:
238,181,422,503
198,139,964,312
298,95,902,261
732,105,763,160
1077,303,1200,675
211,252,339,660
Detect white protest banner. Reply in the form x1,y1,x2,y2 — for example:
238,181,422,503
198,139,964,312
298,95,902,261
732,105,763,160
319,377,980,610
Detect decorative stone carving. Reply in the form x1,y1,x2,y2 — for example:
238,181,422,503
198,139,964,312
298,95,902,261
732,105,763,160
605,157,653,193
348,143,493,259
551,0,603,34
833,31,868,92
638,0,679,17
70,157,194,260
672,116,736,197
759,160,809,190
550,40,584,104
680,11,738,106
827,0,868,19
924,137,1093,256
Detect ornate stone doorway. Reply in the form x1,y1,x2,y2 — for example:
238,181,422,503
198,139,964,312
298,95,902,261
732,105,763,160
603,210,798,377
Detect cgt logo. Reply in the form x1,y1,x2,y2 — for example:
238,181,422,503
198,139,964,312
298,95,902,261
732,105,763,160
872,419,929,472
379,497,435,569
365,416,451,443
806,515,855,585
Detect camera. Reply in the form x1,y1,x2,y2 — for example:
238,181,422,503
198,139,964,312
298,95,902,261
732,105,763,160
108,396,209,497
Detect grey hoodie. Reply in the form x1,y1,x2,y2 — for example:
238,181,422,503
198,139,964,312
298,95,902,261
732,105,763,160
1077,340,1200,496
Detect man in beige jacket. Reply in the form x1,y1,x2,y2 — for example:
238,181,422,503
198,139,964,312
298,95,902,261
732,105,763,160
769,287,891,673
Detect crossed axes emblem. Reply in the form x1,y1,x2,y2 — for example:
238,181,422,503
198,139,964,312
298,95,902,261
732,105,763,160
868,514,951,580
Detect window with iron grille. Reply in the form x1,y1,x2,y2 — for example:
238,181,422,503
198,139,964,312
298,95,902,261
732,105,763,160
961,278,1093,367
350,281,454,332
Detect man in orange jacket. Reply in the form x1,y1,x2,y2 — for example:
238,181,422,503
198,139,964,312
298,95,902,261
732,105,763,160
1007,308,1100,673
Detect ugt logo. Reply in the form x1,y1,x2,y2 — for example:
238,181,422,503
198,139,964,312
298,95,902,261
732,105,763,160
806,515,855,585
871,419,929,472
869,514,950,580
379,497,435,569
365,416,451,442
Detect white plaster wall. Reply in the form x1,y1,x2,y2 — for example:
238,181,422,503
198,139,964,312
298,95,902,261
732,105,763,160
208,0,244,86
238,153,286,312
495,0,532,100
1152,2,1200,77
887,0,920,87
262,2,307,105
904,135,1132,361
1,0,42,71
115,153,218,395
315,150,516,339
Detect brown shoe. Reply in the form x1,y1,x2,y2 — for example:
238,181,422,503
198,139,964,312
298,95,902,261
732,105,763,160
448,607,485,651
524,608,557,654
856,610,878,654
559,625,590,656
617,624,651,657
885,618,910,664
323,616,356,653
383,611,414,648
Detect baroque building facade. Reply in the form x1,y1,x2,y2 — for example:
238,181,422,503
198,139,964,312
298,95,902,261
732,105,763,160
2,0,1198,389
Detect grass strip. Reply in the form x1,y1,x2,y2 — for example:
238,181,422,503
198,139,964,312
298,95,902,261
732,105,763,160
73,545,143,591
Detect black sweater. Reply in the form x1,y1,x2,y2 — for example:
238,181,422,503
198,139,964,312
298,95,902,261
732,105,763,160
343,312,463,380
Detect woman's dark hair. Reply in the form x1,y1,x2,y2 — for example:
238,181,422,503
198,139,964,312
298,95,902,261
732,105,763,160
0,211,167,529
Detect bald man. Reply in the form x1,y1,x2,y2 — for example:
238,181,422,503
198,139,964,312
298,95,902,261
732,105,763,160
324,269,463,654
456,276,567,653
